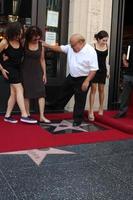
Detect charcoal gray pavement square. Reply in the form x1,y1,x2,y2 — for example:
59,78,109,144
0,139,133,200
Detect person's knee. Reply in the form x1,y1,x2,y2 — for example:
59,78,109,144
90,86,97,94
98,88,104,94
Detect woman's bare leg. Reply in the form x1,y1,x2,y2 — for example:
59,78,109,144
89,83,97,115
12,83,28,117
88,83,97,121
98,83,105,115
24,98,30,116
5,83,37,123
38,97,51,123
5,85,16,117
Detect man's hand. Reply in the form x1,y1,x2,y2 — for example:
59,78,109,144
81,79,90,92
123,60,129,68
40,41,62,52
81,71,96,92
122,53,129,68
40,41,49,48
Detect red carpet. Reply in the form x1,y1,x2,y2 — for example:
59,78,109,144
0,113,133,153
95,92,133,134
95,93,133,134
95,111,133,134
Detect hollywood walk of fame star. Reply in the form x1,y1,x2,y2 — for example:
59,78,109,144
0,148,76,166
43,120,90,133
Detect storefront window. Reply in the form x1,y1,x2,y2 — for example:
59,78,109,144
0,0,32,40
0,0,69,113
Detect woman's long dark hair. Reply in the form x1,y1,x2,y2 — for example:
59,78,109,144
25,26,42,42
5,22,23,41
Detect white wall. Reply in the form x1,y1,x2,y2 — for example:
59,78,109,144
65,0,113,112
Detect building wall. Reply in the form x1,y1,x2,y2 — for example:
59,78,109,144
65,0,113,112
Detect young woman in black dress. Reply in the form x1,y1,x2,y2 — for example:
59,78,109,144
88,30,109,121
21,26,50,123
0,22,37,124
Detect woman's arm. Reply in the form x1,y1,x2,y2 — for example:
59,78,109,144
0,39,9,79
106,55,110,78
0,39,8,52
40,45,47,83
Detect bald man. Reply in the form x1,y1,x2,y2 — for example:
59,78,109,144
43,34,98,126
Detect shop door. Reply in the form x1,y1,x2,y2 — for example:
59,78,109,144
108,0,125,109
37,0,69,105
109,0,133,109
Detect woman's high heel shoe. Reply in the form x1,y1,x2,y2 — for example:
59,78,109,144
88,113,95,121
39,117,51,124
98,110,103,115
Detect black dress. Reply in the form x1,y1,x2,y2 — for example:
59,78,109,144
21,42,46,99
1,42,24,84
92,45,108,84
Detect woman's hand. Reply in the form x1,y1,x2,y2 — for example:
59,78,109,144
3,53,9,61
43,74,47,84
1,68,9,79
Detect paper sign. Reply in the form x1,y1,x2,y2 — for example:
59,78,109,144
45,31,56,45
46,10,59,27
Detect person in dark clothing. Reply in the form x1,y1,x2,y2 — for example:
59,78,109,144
0,22,37,124
114,43,133,118
21,26,50,123
88,30,109,121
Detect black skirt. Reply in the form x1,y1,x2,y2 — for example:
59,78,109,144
4,66,21,84
92,70,107,84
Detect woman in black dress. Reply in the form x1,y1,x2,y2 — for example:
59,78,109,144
0,22,37,124
21,26,50,123
88,30,109,121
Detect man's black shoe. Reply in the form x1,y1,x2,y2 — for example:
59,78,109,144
73,121,81,126
114,112,127,119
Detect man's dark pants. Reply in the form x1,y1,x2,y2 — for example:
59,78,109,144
54,74,89,123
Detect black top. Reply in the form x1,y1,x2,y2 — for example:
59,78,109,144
1,42,23,69
0,41,24,83
91,45,108,84
94,44,108,72
21,42,46,98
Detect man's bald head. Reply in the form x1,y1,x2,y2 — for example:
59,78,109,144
70,34,85,43
69,34,86,52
